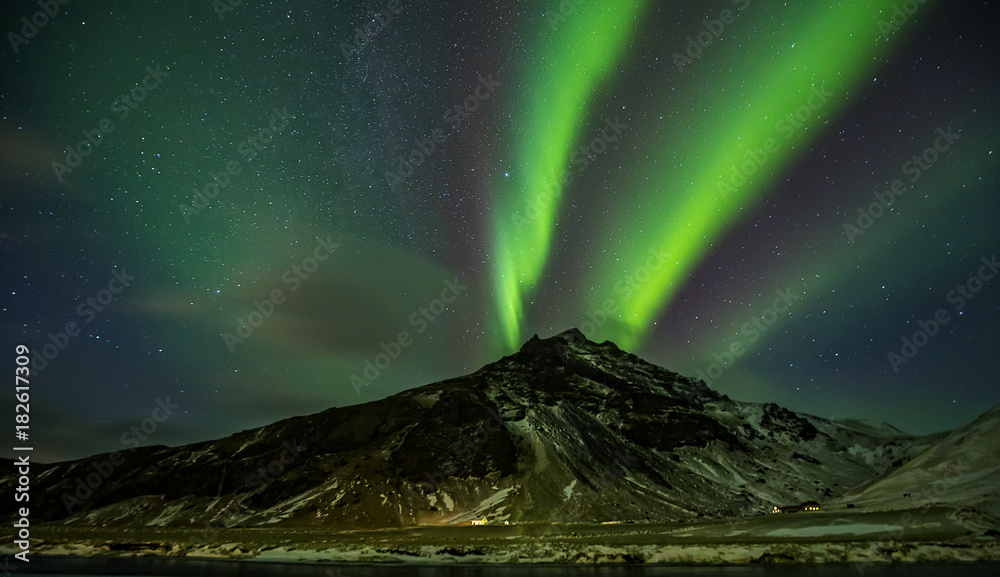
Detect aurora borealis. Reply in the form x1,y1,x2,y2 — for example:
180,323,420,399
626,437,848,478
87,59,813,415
491,0,648,351
1,0,998,462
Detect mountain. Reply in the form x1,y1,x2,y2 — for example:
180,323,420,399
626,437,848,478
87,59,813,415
827,403,1000,518
0,329,959,530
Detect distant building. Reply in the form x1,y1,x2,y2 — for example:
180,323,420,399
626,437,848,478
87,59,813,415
468,517,510,526
771,500,822,514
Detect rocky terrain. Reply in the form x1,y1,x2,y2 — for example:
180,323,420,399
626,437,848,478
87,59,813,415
3,328,977,537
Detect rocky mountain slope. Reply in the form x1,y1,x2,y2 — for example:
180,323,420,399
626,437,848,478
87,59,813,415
0,329,967,531
828,403,1000,518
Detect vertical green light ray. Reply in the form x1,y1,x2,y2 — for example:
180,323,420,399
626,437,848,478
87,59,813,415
492,1,650,351
587,0,908,350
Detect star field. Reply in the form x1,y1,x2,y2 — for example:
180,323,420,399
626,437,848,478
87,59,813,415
1,0,998,462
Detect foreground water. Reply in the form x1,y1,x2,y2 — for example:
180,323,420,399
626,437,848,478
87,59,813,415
10,558,1000,577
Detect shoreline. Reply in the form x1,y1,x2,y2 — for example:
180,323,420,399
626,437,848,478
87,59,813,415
7,537,1000,565
7,507,998,565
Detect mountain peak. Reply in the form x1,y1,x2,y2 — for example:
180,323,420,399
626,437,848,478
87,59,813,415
554,327,588,341
501,328,690,405
515,328,613,364
520,327,590,350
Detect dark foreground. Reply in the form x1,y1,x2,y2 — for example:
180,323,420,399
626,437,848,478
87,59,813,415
4,507,999,565
8,557,1000,577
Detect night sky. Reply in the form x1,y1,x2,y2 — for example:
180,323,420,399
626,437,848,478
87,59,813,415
2,0,998,463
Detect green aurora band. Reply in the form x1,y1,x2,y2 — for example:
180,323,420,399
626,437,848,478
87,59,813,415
577,0,921,350
491,0,651,350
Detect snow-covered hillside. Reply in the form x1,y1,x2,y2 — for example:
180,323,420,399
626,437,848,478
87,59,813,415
828,403,1000,517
